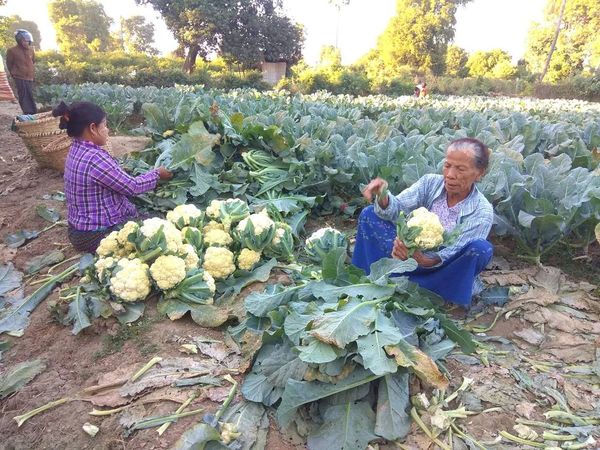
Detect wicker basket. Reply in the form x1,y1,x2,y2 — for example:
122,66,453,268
40,135,113,172
14,111,60,136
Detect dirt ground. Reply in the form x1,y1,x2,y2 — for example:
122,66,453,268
0,101,599,450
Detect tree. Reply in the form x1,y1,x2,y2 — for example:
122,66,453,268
466,49,516,79
137,0,304,73
319,45,342,67
1,16,42,50
539,0,567,82
526,0,600,81
374,0,472,76
120,15,157,55
445,45,468,77
327,0,350,49
48,0,113,55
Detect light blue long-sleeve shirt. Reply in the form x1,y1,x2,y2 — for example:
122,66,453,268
374,174,494,263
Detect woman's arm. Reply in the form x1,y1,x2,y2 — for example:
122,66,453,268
91,152,160,196
373,175,433,222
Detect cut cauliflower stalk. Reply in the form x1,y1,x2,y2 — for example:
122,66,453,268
109,258,151,302
150,255,187,290
202,246,236,279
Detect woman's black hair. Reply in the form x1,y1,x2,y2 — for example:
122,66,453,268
447,137,490,171
52,101,106,138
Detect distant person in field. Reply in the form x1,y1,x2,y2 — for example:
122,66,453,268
420,82,428,97
53,101,173,253
0,54,17,103
6,29,37,114
354,138,493,308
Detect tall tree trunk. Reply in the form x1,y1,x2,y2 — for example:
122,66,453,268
539,0,567,82
183,44,199,74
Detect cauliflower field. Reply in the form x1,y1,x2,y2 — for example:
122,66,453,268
0,88,599,450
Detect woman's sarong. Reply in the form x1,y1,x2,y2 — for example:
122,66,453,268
68,225,117,253
352,205,493,306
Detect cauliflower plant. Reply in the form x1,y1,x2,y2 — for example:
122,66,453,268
265,222,294,262
166,204,203,229
237,248,261,271
218,199,250,231
150,255,187,290
204,229,233,247
179,243,199,270
235,210,276,252
305,227,348,263
109,258,151,302
406,207,445,249
139,217,183,253
97,231,120,257
202,246,236,279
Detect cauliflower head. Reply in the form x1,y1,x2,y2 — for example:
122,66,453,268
166,204,203,228
204,229,233,247
94,256,115,282
236,210,275,235
203,220,225,233
202,246,236,279
140,217,183,253
116,221,139,246
109,258,151,302
97,231,120,257
179,243,200,270
203,270,216,294
237,248,261,271
205,199,223,219
406,207,444,249
150,255,187,290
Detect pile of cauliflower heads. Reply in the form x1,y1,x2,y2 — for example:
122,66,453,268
89,198,297,304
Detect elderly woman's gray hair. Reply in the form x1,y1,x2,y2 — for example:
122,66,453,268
446,138,490,171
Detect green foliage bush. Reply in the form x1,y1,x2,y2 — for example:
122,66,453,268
34,51,269,90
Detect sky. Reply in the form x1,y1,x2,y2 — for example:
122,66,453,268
0,0,547,64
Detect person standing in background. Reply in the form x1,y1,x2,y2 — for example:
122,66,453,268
6,29,37,114
0,53,17,103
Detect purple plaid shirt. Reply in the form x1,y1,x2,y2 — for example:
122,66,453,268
64,139,159,231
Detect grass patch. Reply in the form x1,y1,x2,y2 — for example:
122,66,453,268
93,315,159,359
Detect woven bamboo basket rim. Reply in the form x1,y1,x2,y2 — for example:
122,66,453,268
14,111,60,136
41,134,114,156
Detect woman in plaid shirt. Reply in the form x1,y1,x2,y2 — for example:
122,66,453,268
353,138,494,307
52,101,172,253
